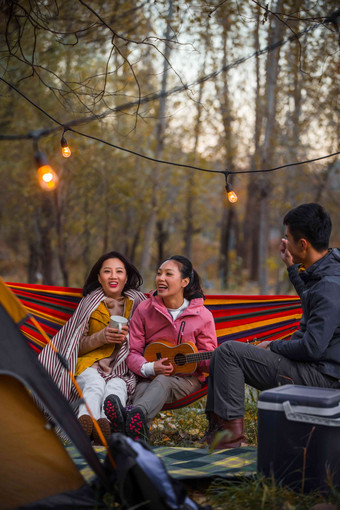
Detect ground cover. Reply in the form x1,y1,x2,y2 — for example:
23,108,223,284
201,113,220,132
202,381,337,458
147,389,340,510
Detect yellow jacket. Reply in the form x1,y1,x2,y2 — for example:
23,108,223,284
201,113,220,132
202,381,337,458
75,297,133,376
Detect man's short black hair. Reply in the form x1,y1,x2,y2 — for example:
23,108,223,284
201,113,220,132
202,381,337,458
283,203,332,252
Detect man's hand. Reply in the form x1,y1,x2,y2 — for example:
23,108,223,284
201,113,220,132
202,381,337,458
256,340,272,349
280,238,294,267
154,358,174,376
104,324,128,345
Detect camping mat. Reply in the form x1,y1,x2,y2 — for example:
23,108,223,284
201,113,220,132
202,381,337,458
66,444,257,482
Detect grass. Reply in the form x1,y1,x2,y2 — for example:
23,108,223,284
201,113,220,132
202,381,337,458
92,387,339,508
149,387,259,448
145,387,340,509
207,476,339,510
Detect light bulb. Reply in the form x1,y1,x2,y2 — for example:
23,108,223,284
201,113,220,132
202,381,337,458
37,165,58,190
35,152,59,191
61,145,71,158
227,189,238,203
225,180,238,203
61,135,71,158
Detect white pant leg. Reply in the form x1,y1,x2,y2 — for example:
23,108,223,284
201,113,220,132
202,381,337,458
101,377,128,417
77,367,106,419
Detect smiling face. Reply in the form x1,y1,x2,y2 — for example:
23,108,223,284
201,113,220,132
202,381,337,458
155,260,189,308
98,257,128,299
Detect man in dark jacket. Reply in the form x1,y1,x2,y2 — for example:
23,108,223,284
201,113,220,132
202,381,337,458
204,203,340,449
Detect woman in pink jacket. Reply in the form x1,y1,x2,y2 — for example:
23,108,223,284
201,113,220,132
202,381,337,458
120,255,218,441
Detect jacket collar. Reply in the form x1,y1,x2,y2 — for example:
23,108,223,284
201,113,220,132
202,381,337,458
300,249,334,282
152,294,203,317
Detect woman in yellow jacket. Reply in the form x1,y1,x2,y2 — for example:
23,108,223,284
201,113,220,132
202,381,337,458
76,251,146,443
39,251,146,444
75,251,146,443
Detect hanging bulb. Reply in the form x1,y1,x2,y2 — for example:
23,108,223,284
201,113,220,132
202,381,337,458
226,184,238,203
224,173,238,203
61,135,71,157
35,152,59,191
38,165,58,190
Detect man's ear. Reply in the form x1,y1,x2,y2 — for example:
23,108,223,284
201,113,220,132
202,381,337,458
300,238,309,251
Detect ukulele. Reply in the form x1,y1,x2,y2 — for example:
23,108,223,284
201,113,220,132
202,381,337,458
144,331,294,375
144,341,214,375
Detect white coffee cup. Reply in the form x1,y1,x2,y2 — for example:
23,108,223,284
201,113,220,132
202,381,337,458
109,315,128,333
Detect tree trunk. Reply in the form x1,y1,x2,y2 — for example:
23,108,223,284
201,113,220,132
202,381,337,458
156,220,168,268
82,197,91,280
129,225,141,263
258,0,285,293
219,206,236,287
215,19,237,288
54,186,69,287
140,0,173,276
242,8,262,280
102,185,109,255
184,171,194,260
27,239,41,283
183,46,206,260
39,194,55,285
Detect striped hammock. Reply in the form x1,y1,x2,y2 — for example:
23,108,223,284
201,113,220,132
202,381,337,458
7,282,302,410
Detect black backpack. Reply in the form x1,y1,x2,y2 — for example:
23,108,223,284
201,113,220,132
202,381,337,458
104,433,212,510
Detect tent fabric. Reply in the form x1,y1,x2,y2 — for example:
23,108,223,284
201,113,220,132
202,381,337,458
0,280,110,507
6,282,302,409
19,484,107,510
0,276,29,325
0,375,85,509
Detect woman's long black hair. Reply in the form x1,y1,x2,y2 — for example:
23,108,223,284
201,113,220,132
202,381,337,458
166,255,204,300
83,251,143,297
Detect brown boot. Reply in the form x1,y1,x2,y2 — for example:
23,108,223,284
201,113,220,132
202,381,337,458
208,417,245,449
93,418,111,445
199,412,226,444
78,415,93,438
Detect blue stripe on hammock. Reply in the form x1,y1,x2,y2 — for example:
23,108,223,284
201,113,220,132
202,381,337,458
206,301,300,311
217,319,299,343
12,289,82,305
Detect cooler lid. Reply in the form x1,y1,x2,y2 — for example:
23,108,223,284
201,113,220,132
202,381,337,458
258,384,340,408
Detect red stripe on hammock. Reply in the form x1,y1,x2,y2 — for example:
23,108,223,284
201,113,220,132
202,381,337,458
7,282,82,294
206,294,300,301
163,384,208,410
18,299,73,321
211,304,301,317
9,288,80,309
214,310,302,330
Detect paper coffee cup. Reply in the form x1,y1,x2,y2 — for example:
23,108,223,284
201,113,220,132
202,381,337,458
109,315,128,333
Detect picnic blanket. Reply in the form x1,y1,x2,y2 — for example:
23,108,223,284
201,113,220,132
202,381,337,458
66,444,257,482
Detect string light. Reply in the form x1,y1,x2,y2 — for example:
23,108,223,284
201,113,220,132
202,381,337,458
0,79,339,199
224,172,238,203
35,152,59,191
61,130,71,158
226,183,238,203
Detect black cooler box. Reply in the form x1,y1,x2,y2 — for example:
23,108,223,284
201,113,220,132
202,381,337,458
257,385,340,492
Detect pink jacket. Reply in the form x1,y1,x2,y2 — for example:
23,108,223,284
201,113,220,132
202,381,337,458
126,294,217,381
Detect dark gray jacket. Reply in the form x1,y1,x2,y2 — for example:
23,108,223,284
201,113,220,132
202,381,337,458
271,248,340,379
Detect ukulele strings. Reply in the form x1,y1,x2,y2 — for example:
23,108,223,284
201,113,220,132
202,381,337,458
159,352,213,363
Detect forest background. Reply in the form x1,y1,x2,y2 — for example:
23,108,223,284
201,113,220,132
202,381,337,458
0,0,339,294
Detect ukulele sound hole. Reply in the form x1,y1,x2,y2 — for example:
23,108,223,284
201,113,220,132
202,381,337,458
174,353,186,366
